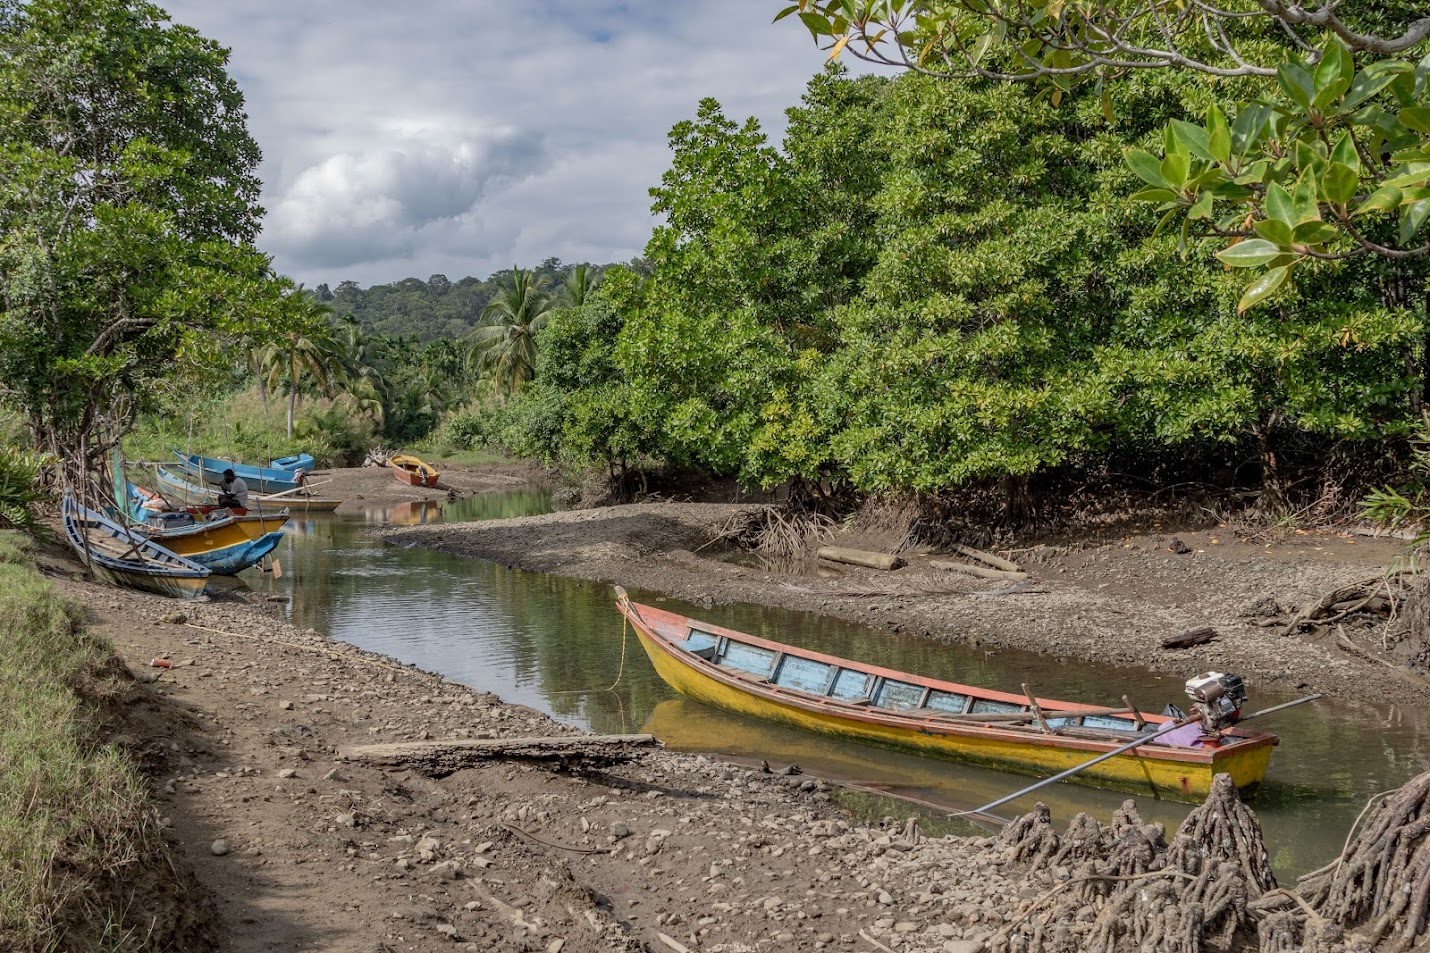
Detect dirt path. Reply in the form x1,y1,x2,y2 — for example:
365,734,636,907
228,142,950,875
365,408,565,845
380,501,1419,706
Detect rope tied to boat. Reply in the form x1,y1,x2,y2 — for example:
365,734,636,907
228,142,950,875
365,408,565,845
548,614,629,696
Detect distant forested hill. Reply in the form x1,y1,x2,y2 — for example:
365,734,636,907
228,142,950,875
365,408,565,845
317,258,640,343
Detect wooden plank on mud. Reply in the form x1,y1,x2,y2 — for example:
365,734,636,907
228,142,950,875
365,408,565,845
928,559,1028,581
340,733,660,774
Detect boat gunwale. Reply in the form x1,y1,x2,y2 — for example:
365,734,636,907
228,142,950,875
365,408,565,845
619,598,1276,766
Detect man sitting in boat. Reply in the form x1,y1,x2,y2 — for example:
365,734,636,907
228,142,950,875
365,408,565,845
217,469,250,511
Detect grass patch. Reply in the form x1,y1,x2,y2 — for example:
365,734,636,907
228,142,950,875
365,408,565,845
126,386,376,470
0,532,159,951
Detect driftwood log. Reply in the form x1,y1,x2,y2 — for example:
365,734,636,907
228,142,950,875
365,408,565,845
952,543,1023,573
340,734,659,776
929,559,1029,582
816,546,905,571
1162,626,1219,650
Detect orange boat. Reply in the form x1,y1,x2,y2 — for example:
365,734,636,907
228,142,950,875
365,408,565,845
390,454,439,487
616,588,1278,801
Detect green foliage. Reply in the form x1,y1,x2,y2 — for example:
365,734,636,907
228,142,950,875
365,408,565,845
778,3,1430,310
0,0,270,481
515,66,1426,503
324,260,618,344
125,388,365,469
0,546,156,949
466,267,557,398
0,445,52,537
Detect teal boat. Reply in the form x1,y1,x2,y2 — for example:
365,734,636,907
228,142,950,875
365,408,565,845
172,451,305,494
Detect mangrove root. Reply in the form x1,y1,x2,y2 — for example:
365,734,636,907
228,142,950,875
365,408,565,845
1301,769,1430,951
987,776,1277,953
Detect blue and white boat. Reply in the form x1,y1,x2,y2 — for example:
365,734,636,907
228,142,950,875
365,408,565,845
270,453,315,473
171,451,305,494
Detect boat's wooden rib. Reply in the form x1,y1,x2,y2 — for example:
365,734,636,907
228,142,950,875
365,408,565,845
63,496,210,600
616,589,1277,801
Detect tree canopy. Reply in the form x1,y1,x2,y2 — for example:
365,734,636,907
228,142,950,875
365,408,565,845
0,0,269,482
779,2,1430,311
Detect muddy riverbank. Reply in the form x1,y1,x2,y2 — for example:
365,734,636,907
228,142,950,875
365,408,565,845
380,500,1420,707
58,555,1037,953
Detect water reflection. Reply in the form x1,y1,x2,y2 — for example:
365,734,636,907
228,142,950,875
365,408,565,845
234,498,1430,878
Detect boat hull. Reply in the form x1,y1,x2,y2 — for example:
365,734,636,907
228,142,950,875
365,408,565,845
620,598,1276,801
270,453,315,472
91,562,210,599
389,455,439,487
173,452,303,494
63,497,210,600
185,531,283,575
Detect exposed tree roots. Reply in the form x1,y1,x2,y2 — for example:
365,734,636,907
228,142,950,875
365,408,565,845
987,777,1272,953
702,506,835,560
1300,770,1430,952
983,770,1430,952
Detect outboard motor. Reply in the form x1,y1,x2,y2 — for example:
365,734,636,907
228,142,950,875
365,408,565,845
1184,672,1248,730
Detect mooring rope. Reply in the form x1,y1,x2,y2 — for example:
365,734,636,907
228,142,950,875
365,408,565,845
547,615,630,696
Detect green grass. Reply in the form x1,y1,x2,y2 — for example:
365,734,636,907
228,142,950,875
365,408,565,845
418,447,519,467
0,533,157,951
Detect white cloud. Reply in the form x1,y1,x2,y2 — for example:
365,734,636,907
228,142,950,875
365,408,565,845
160,0,880,286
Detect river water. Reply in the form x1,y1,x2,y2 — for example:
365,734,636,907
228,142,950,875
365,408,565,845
240,494,1430,879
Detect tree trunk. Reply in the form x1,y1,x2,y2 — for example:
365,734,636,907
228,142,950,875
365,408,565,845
1256,413,1286,513
287,370,297,439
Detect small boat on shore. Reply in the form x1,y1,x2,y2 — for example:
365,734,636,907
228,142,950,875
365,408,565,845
270,453,315,473
615,589,1277,800
172,451,305,494
63,496,210,599
155,466,342,513
390,454,439,487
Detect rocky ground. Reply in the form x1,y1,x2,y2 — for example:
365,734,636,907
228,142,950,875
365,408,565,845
65,571,1024,953
380,501,1418,705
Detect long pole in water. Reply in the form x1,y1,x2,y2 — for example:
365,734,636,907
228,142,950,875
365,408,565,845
949,692,1324,820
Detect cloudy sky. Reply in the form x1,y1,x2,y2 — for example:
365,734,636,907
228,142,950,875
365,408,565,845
161,1,865,289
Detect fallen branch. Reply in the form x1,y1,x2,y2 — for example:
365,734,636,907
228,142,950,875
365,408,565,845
929,559,1028,581
817,546,905,571
340,733,659,775
952,543,1022,573
1161,626,1219,650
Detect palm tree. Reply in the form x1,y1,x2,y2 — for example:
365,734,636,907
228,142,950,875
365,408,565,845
466,266,555,398
560,263,600,308
266,292,342,437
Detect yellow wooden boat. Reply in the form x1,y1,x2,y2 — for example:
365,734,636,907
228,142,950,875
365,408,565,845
137,511,288,556
616,589,1277,801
